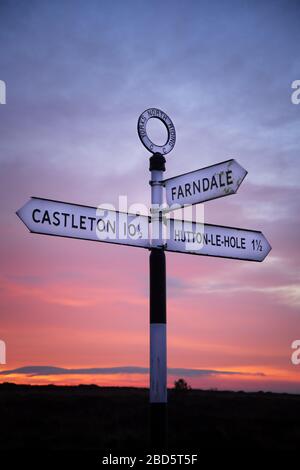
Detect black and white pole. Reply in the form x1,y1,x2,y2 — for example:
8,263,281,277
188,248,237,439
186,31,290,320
149,152,167,449
137,108,176,450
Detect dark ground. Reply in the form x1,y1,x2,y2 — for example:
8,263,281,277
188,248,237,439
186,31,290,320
0,383,299,453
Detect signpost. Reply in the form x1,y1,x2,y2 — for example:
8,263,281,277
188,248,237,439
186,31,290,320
16,107,272,450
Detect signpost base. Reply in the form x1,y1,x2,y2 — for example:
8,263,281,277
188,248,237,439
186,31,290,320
150,403,168,450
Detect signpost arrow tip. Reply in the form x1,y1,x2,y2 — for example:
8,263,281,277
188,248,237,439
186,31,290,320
16,199,32,232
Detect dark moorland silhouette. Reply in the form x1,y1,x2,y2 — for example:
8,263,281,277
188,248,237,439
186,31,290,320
0,382,299,451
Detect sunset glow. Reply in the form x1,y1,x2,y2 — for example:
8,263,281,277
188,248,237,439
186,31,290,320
0,0,299,394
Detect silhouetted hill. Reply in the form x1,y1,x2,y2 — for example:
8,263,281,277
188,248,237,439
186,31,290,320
0,383,299,452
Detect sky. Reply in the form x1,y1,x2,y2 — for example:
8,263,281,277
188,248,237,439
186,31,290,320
0,0,299,393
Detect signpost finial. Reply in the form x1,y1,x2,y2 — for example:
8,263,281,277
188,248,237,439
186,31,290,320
137,108,176,155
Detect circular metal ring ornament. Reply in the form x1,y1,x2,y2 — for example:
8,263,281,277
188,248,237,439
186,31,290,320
137,108,176,155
